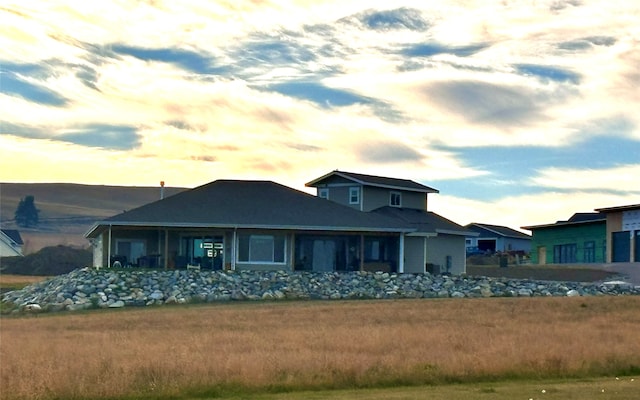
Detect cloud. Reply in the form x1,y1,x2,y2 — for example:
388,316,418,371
515,64,580,84
531,164,640,193
111,44,225,75
402,43,489,58
356,141,424,164
339,8,430,31
558,36,617,51
0,67,68,106
57,124,141,150
265,81,373,107
422,80,543,126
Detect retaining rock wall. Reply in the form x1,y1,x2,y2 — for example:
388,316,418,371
3,268,639,313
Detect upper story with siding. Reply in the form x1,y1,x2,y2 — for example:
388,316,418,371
306,170,439,212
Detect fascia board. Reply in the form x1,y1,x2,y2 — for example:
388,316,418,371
85,221,416,234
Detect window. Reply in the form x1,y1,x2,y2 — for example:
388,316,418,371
349,187,360,204
390,191,402,207
115,239,145,266
238,234,286,263
553,243,577,263
319,188,329,199
584,241,595,263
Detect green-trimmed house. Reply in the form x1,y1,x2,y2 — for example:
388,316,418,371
521,213,606,264
86,171,473,275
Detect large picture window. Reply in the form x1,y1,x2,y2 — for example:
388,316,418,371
238,234,286,263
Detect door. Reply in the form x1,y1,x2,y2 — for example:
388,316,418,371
635,231,640,262
181,236,224,270
612,231,630,262
537,246,546,265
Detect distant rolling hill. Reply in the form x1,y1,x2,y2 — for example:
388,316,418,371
0,183,187,254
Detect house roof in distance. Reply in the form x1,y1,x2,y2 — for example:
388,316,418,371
521,212,606,231
85,180,415,238
465,223,531,239
306,170,439,194
595,203,640,213
1,229,23,245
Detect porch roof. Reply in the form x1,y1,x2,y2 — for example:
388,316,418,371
371,206,474,237
85,180,415,238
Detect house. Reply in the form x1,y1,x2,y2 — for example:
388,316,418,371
85,171,472,275
464,223,531,254
521,213,606,264
306,170,473,274
594,203,640,263
0,229,24,257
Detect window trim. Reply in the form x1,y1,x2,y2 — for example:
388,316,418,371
349,187,360,204
319,188,329,199
389,191,402,207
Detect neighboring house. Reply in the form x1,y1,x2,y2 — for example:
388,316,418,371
594,203,640,263
0,229,24,257
86,171,472,275
306,170,472,274
521,213,606,265
464,223,531,254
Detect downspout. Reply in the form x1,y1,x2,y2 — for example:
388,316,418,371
423,236,428,273
232,227,237,271
398,233,405,273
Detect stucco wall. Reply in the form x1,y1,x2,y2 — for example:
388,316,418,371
426,234,466,275
404,236,425,273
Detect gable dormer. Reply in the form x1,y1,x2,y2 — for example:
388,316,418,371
306,170,439,212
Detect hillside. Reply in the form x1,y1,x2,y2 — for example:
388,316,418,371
0,183,186,253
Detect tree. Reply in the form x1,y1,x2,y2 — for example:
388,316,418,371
15,195,39,227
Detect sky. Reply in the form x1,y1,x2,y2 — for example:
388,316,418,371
1,0,639,232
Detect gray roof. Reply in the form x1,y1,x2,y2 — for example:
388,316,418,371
372,206,472,236
86,180,414,237
567,213,604,223
521,213,606,231
465,223,531,239
595,203,640,213
306,170,439,193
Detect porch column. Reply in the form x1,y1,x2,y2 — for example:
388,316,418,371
164,229,169,269
359,234,364,271
232,228,237,271
398,233,405,273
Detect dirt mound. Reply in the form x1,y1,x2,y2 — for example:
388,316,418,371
0,245,92,276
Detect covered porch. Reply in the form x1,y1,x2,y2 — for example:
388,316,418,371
88,225,405,273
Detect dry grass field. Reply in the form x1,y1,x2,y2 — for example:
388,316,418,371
1,297,640,400
0,274,48,288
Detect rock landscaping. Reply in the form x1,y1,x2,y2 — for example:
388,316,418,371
3,268,639,313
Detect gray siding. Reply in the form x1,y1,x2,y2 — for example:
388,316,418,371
325,185,360,209
362,186,426,211
426,234,466,275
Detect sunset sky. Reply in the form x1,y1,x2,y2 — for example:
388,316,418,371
1,0,639,231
